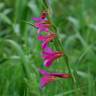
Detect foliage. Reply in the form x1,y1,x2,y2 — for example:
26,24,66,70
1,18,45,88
0,0,96,96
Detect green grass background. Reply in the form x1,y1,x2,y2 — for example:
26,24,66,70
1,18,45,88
0,0,96,96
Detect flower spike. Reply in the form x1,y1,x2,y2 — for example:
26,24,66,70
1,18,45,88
32,11,70,89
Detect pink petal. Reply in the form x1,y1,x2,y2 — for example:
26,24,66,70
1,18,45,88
42,51,55,56
50,73,71,78
43,46,53,53
39,69,49,75
42,42,47,49
42,55,52,60
35,22,42,28
44,59,53,67
40,27,49,32
37,28,49,34
43,54,60,67
32,17,43,21
40,76,56,88
43,28,49,32
38,35,46,41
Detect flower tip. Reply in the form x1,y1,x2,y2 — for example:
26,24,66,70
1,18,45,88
62,74,71,78
56,51,64,57
59,51,64,56
41,10,48,19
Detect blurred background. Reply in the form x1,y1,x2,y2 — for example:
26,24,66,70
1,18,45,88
0,0,96,96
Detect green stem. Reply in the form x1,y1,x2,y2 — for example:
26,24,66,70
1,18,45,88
52,25,79,95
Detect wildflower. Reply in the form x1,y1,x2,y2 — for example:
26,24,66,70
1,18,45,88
32,11,50,34
39,69,71,88
42,46,64,67
32,11,70,89
36,20,51,34
38,32,56,49
32,18,51,34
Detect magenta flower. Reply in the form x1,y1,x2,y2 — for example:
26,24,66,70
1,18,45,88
38,33,56,49
32,17,43,22
39,69,71,88
32,18,50,34
32,11,50,34
36,21,50,34
42,46,64,67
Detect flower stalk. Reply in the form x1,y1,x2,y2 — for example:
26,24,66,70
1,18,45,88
32,11,72,88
